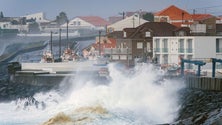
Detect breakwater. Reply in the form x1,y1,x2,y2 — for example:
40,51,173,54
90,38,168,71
172,88,222,124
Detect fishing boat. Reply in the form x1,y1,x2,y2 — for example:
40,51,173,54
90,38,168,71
40,50,54,63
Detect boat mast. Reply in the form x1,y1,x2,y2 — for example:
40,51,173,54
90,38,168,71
66,20,69,48
59,28,61,57
50,31,53,55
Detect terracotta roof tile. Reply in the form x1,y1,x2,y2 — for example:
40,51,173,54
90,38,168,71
192,14,214,21
155,5,192,20
78,16,110,27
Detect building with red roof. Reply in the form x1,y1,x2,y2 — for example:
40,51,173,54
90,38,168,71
154,5,193,27
61,16,110,30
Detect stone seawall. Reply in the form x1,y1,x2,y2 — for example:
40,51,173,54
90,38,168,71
173,88,222,124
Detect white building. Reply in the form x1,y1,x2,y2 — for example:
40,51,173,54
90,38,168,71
61,16,109,30
153,36,222,68
22,12,50,23
107,13,148,33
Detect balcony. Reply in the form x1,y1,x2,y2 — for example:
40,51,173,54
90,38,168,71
186,48,193,53
178,48,185,53
216,48,222,53
104,48,132,54
162,48,168,53
154,48,160,53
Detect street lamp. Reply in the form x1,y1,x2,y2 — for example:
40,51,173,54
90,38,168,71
99,30,101,56
59,28,62,58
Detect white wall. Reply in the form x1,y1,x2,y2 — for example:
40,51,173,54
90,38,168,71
23,12,49,23
61,17,96,29
107,14,148,32
153,36,222,65
194,37,217,58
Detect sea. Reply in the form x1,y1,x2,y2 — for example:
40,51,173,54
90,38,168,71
0,36,185,125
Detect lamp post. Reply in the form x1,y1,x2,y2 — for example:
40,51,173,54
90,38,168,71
66,20,69,48
99,30,101,56
139,9,142,25
59,28,61,58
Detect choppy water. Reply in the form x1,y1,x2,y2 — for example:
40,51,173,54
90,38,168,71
0,63,184,125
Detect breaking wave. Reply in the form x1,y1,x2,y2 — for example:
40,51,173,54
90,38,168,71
0,63,185,125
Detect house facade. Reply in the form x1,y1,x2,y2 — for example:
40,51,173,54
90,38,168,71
154,5,193,27
191,14,216,36
155,5,218,36
22,12,50,23
61,16,109,30
107,13,148,33
0,17,28,32
153,36,222,67
105,22,190,66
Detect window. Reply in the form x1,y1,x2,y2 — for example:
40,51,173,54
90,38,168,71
73,21,76,25
163,39,168,48
145,31,151,37
162,39,168,52
208,25,213,29
160,17,168,22
178,31,185,36
78,21,81,26
216,38,222,53
155,39,160,52
187,39,193,53
123,32,127,37
147,42,151,52
179,39,184,53
137,42,143,49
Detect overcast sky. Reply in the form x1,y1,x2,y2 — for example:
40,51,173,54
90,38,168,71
1,0,222,20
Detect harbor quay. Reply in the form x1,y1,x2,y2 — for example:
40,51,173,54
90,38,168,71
8,61,109,86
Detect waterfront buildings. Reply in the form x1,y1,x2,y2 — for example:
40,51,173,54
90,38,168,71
153,36,222,69
61,16,109,31
107,13,148,33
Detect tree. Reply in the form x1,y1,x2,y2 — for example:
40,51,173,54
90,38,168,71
143,13,154,22
0,11,4,18
55,12,68,25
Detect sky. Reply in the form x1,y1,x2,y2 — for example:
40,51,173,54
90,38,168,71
0,0,222,20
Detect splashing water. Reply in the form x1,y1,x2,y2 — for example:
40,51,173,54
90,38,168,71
0,63,184,125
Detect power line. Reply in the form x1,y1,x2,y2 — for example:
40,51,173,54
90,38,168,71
188,5,222,10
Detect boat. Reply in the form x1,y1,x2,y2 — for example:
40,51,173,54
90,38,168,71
40,50,54,63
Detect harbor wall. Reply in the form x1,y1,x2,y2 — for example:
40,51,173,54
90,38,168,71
185,76,222,91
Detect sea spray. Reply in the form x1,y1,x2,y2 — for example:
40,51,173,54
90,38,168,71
0,62,185,125
60,63,185,124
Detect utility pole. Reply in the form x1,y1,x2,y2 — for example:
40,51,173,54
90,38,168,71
99,30,101,56
119,12,125,19
139,9,142,25
59,28,61,58
193,9,196,15
66,20,69,48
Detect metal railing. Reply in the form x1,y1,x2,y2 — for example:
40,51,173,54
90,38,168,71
186,48,193,53
162,48,168,53
178,48,185,53
104,48,132,54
